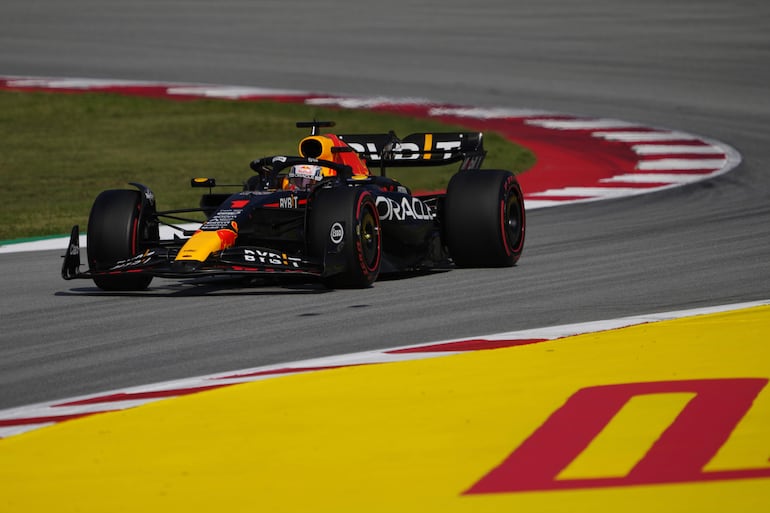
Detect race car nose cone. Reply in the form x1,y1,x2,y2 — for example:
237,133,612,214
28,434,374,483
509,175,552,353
171,260,203,273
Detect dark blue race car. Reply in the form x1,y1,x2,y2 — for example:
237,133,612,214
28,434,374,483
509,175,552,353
62,121,525,290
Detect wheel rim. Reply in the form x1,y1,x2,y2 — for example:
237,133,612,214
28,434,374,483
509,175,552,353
359,203,381,271
504,190,523,252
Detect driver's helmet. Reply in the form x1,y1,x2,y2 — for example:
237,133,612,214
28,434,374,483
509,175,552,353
284,164,334,190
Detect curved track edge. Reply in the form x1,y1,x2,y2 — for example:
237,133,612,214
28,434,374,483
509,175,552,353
2,299,767,440
0,75,741,253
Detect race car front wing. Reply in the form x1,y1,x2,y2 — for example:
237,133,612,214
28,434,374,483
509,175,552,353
61,225,328,281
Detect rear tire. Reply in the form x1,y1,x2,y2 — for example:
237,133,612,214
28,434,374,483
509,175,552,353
308,186,381,288
87,189,158,291
444,170,525,267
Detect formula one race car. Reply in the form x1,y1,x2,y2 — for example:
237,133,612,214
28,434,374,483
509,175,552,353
62,121,525,290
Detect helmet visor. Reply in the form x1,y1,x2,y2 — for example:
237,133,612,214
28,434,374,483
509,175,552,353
287,164,325,189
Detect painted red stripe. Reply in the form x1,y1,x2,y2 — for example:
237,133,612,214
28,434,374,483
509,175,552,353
54,383,229,407
387,338,549,353
0,411,100,427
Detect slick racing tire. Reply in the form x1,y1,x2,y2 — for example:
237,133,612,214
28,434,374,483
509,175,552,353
444,170,525,267
308,186,382,288
87,189,158,291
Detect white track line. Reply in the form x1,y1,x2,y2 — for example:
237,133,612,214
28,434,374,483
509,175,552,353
4,77,163,88
166,85,312,98
637,158,728,171
428,106,556,118
526,118,640,130
600,174,706,184
526,187,646,198
631,144,725,155
305,96,434,108
593,131,700,142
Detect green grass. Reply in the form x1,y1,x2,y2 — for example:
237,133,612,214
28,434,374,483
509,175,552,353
0,90,535,241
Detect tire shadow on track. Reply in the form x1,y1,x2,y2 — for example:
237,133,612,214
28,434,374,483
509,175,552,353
54,278,330,297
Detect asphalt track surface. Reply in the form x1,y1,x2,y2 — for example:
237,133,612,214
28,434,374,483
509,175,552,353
1,0,768,410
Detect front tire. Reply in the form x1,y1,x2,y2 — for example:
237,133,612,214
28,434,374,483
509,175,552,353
308,186,382,288
87,189,158,291
444,170,525,267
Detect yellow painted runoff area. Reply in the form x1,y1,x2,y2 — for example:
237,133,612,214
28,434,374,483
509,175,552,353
1,306,769,513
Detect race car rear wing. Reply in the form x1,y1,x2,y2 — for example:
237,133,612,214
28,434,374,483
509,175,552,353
338,132,486,171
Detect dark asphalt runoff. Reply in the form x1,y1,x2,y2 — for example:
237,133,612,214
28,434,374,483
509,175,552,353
1,0,768,409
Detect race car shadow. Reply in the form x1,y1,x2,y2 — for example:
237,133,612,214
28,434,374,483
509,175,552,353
55,276,331,297
55,269,452,297
376,268,451,282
